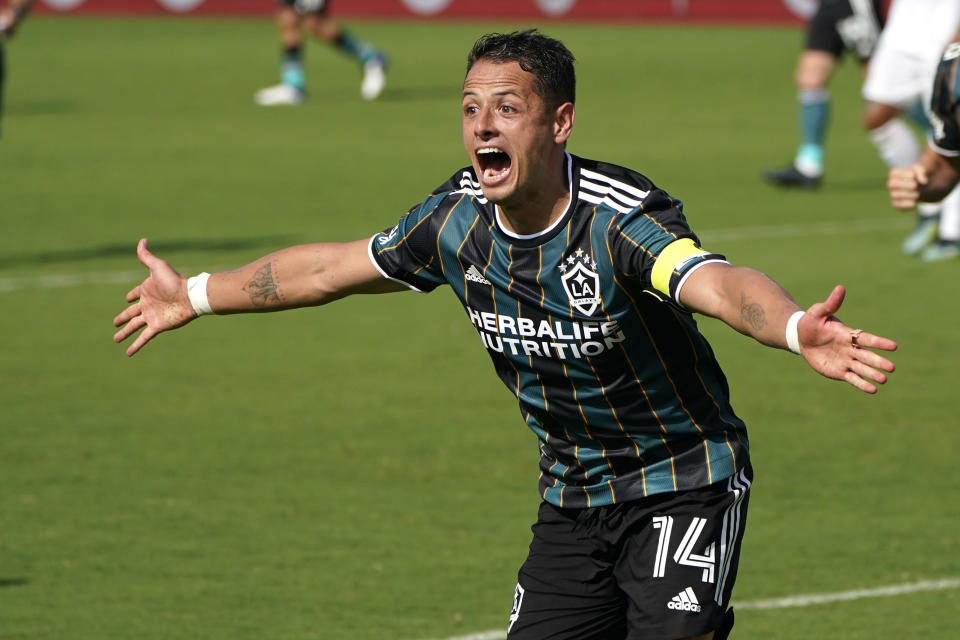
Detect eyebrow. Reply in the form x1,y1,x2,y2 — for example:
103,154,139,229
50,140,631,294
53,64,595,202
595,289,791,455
462,89,523,99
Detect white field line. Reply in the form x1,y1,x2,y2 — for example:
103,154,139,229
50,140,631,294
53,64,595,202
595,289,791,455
0,270,145,293
0,217,911,295
736,577,960,610
425,577,960,640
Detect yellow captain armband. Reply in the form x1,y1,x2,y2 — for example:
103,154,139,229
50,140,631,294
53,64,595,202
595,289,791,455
650,238,711,297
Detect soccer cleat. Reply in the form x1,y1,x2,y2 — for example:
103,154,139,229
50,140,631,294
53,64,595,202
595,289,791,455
254,83,305,106
763,165,822,188
920,239,960,262
902,216,940,256
361,56,387,100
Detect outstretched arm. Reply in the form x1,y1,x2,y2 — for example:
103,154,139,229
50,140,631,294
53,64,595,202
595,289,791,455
112,237,405,356
678,263,897,394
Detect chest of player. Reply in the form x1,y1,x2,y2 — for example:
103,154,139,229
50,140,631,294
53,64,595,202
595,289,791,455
441,222,644,367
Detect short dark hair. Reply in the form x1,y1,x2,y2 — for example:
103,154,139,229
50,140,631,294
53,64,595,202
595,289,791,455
466,29,576,109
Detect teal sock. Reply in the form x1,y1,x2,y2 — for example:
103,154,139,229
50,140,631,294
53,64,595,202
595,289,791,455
795,88,829,173
281,45,305,91
335,31,380,64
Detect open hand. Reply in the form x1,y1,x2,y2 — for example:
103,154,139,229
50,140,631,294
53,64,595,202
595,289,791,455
112,239,195,356
797,285,897,393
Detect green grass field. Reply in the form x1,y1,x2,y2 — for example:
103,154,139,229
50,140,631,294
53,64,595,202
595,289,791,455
1,15,958,640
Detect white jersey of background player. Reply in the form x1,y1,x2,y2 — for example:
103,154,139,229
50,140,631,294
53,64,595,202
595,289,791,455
862,0,960,261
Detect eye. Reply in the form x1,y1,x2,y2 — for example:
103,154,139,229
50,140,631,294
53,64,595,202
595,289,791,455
500,104,517,114
463,104,479,116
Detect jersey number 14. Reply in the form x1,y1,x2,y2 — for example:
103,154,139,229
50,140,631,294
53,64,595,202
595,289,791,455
652,515,716,583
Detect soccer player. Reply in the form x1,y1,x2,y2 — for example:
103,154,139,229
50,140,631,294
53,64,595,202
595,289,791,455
115,31,897,640
765,0,885,188
0,0,35,135
254,0,387,106
861,0,960,259
888,32,960,256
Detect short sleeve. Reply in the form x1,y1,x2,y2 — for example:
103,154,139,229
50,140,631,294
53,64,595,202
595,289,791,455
609,188,727,303
369,195,449,293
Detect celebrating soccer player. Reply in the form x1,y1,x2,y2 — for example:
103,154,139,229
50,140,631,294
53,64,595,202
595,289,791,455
115,30,897,640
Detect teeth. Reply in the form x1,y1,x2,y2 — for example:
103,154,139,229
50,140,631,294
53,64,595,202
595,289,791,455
477,148,504,155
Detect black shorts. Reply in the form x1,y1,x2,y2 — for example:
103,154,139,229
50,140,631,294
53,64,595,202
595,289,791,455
507,465,752,640
278,0,330,15
806,0,884,62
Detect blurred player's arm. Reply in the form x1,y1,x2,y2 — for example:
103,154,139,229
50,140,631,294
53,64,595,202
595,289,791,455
0,0,36,37
113,238,405,356
889,28,960,209
887,145,960,209
678,263,896,394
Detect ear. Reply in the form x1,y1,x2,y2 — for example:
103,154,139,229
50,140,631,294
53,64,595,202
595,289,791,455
553,102,575,144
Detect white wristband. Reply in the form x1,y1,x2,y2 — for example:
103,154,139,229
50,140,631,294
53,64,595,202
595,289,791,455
186,272,213,317
785,310,804,355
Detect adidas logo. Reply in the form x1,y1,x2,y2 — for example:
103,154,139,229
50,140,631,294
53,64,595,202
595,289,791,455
667,587,702,613
465,265,492,285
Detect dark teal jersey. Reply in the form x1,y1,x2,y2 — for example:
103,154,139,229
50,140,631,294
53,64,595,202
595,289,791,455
930,42,960,158
369,154,748,508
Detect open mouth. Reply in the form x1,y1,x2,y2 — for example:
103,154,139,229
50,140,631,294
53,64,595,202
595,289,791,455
476,147,512,185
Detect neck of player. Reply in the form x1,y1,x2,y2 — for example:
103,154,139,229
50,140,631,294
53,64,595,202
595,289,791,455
497,153,570,237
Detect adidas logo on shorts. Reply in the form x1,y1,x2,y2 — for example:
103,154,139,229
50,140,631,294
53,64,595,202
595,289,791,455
465,265,492,285
667,587,702,613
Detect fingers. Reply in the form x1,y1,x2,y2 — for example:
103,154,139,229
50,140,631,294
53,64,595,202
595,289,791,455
822,284,845,316
126,326,157,357
844,355,897,394
850,358,889,385
843,370,879,395
125,284,141,303
113,301,140,328
839,335,898,393
113,313,145,344
136,237,161,271
887,165,927,210
854,331,898,356
805,284,846,321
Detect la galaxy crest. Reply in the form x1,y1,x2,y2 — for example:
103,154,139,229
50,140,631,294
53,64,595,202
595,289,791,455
559,248,602,315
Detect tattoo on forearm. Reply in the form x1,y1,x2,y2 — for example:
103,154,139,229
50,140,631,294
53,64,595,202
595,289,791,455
740,294,766,332
243,263,282,307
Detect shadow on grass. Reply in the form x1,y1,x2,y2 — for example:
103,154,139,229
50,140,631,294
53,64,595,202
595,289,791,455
0,577,29,588
0,236,299,269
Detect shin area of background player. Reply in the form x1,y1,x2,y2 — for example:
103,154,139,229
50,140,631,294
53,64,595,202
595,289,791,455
888,31,960,256
116,31,897,640
765,0,885,189
0,0,35,136
254,0,387,106
862,0,960,260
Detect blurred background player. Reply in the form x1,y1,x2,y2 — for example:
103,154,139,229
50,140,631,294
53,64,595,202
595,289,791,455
254,0,387,106
861,0,960,260
0,0,35,136
765,0,885,188
888,32,960,258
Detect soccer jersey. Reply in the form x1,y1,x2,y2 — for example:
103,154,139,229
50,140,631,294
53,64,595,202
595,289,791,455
369,154,749,508
930,42,960,157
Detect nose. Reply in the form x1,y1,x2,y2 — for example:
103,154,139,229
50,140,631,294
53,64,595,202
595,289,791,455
474,107,497,139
